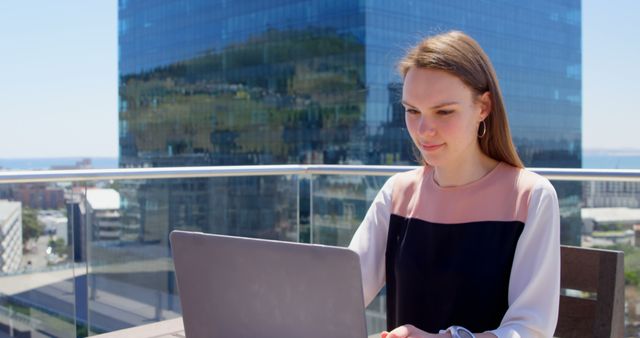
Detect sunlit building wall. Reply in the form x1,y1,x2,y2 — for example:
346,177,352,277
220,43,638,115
584,181,640,208
86,189,122,242
0,200,23,273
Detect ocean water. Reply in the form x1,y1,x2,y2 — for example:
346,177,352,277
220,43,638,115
0,154,639,170
583,153,640,169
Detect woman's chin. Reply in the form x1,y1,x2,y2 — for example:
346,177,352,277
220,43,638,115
420,153,444,167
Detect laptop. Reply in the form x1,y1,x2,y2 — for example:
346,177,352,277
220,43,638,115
170,230,368,338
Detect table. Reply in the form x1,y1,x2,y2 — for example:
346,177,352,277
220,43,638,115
93,317,185,338
93,317,381,337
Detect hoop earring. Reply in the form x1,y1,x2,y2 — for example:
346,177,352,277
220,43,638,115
478,120,487,138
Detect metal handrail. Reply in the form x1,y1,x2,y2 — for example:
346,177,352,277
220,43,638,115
1,165,640,184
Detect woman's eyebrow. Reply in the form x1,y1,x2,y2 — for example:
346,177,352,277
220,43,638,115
400,100,418,108
401,100,459,109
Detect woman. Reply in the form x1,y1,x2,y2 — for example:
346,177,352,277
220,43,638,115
348,31,560,338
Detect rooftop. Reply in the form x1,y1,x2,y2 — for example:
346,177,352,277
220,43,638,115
581,207,640,223
86,188,120,210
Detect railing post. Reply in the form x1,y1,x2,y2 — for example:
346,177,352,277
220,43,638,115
309,173,314,244
296,174,301,243
295,174,311,243
9,305,13,336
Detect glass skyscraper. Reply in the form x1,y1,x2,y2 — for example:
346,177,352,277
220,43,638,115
118,0,581,237
120,0,581,169
116,0,581,334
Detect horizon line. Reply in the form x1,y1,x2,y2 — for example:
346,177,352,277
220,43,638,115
2,148,640,160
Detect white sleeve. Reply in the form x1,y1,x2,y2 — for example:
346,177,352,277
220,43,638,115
348,175,394,307
489,178,561,338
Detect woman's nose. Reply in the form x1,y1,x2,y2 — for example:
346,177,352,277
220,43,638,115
418,117,436,136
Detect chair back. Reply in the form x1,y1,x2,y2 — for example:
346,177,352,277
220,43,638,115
555,245,624,338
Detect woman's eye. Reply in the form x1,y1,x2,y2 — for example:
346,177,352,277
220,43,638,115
405,109,419,114
437,110,453,115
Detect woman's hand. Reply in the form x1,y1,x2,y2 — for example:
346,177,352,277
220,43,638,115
380,324,450,338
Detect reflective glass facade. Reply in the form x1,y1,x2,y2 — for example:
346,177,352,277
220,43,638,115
119,0,581,169
364,1,581,167
120,0,367,166
118,0,581,234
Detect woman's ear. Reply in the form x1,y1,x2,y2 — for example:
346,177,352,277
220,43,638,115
478,91,492,120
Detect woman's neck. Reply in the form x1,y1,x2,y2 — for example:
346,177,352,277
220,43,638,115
432,152,499,188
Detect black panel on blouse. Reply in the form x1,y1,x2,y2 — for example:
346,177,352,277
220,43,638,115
385,213,525,333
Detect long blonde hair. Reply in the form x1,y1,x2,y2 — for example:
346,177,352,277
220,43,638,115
398,30,524,168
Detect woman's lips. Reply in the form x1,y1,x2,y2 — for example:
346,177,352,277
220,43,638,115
420,143,444,151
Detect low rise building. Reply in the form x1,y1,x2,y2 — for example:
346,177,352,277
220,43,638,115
0,200,23,273
85,189,122,242
581,207,640,247
38,210,68,244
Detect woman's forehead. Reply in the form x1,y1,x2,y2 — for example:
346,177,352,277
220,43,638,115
402,68,472,106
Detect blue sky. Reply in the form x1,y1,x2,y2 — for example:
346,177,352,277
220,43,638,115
0,1,117,158
582,0,640,152
0,1,638,158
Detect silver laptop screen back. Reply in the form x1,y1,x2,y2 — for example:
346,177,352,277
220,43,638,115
170,230,367,338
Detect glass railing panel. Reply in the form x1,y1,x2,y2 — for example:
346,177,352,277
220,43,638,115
310,174,388,247
310,174,389,335
0,181,79,337
311,172,640,335
551,180,584,246
2,168,638,336
82,175,299,335
567,179,640,337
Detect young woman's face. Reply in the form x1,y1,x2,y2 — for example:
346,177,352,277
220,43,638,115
402,67,489,168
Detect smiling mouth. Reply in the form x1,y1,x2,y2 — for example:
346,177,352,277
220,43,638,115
420,143,444,151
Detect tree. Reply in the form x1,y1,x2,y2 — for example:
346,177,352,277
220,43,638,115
48,237,69,256
22,207,43,244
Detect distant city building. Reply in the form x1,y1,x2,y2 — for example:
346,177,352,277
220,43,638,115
50,158,93,170
85,189,122,242
66,188,132,262
118,181,143,243
38,210,69,244
0,200,23,273
0,183,65,210
0,185,11,201
66,191,86,262
583,181,640,208
581,207,640,228
581,207,640,247
17,183,65,210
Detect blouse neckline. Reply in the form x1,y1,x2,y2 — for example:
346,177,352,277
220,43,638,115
427,161,506,192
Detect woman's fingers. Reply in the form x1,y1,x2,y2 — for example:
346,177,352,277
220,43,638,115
385,325,413,338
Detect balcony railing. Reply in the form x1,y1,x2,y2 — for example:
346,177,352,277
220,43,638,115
3,165,640,183
1,165,640,337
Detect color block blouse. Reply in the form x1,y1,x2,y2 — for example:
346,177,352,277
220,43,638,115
348,162,560,337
